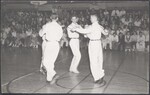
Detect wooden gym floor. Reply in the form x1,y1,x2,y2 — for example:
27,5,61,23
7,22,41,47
1,46,149,94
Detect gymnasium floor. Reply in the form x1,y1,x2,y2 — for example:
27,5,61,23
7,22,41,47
1,46,149,94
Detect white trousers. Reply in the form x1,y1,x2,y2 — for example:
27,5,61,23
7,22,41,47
88,41,104,81
40,40,46,68
69,39,81,71
43,41,60,81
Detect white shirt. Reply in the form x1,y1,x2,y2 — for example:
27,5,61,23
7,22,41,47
26,30,32,36
4,27,11,34
111,10,119,16
124,20,129,25
121,17,125,23
137,35,145,43
120,10,126,16
131,35,137,42
67,23,81,38
125,35,131,42
116,30,122,35
111,35,118,42
40,21,63,41
12,31,17,37
145,34,149,42
104,11,109,15
61,33,68,41
106,34,113,42
75,22,108,40
143,30,149,42
134,20,141,27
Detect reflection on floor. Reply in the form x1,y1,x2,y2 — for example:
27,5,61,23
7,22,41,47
1,47,149,94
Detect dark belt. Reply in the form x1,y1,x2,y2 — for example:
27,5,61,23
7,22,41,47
90,39,101,41
45,39,58,42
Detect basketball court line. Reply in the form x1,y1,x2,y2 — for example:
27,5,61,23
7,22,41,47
33,71,69,93
2,50,148,93
102,53,126,93
67,73,91,93
6,56,72,93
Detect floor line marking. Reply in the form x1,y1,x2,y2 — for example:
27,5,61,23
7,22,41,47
33,71,69,93
67,55,90,93
6,56,72,93
102,52,126,93
67,73,91,93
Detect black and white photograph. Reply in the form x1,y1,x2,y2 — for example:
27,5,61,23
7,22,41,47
1,0,149,94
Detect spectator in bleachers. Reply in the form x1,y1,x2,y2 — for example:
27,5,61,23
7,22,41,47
104,9,109,16
1,8,149,52
111,8,119,17
119,9,126,17
134,18,141,28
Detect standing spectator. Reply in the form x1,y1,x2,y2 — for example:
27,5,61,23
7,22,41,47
30,31,38,48
19,31,26,47
125,32,132,52
102,32,113,50
60,27,69,48
25,28,32,47
118,32,125,51
136,32,145,51
11,29,17,47
130,32,137,51
111,32,119,50
142,28,149,52
144,29,149,52
122,25,129,35
134,18,141,28
120,9,126,17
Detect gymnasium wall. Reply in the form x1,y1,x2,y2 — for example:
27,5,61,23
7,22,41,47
1,1,149,11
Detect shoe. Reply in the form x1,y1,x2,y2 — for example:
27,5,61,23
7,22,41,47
69,69,80,74
40,66,47,75
94,77,104,84
47,74,59,85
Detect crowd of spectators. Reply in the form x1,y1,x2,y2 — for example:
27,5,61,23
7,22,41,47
1,8,149,52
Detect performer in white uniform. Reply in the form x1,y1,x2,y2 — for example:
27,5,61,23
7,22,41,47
39,13,63,83
72,14,108,84
67,15,82,73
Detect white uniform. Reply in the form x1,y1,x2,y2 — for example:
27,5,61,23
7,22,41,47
67,23,81,72
75,22,108,81
40,21,63,81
